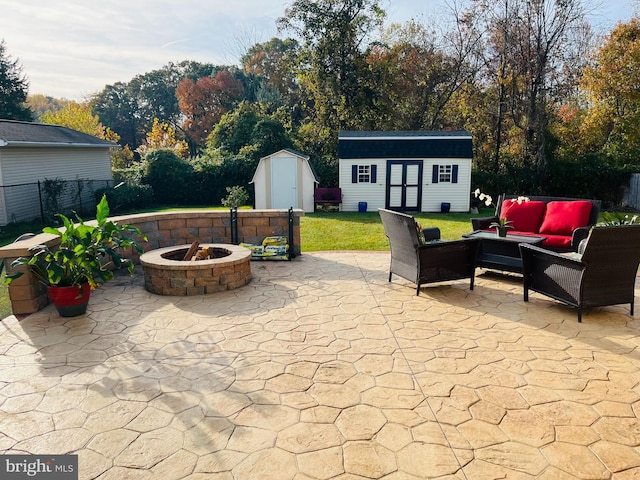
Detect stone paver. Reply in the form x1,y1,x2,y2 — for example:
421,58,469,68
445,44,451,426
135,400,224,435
1,251,640,479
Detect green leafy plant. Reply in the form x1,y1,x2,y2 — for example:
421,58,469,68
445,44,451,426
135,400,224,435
221,185,250,208
6,195,147,289
599,212,639,226
42,177,67,223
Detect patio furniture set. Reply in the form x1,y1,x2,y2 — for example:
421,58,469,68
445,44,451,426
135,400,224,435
379,195,640,322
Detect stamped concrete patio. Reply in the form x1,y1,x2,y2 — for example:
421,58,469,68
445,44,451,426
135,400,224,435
1,251,640,479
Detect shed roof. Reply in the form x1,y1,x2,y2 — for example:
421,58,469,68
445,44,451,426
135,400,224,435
261,148,310,161
0,120,116,148
251,148,319,184
338,130,473,159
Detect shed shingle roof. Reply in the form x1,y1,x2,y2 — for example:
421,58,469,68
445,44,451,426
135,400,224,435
338,130,473,159
0,120,116,148
339,130,472,140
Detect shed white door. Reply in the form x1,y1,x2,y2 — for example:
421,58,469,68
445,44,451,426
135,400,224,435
271,156,298,208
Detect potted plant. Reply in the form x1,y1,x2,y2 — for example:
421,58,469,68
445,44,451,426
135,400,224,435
473,189,530,237
6,195,147,317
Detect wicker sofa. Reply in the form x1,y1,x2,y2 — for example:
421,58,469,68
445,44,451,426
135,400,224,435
471,194,601,252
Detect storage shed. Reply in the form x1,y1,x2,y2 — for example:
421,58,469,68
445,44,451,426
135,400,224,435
251,148,319,212
338,130,473,213
0,120,116,225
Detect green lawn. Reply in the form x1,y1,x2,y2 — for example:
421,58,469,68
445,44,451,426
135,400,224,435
300,211,481,251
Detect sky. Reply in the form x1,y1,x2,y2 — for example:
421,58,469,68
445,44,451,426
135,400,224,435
0,0,637,101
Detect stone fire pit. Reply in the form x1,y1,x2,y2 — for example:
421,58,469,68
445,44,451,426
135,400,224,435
140,243,252,296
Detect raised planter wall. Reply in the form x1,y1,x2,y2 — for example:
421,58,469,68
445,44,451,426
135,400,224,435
0,209,303,316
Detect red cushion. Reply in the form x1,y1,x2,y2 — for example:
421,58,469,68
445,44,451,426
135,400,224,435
499,200,546,233
539,201,592,236
540,234,572,249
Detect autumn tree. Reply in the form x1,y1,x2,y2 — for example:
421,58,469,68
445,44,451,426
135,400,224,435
241,37,303,119
91,82,140,151
580,18,640,165
176,70,244,155
278,0,385,137
40,101,105,137
242,38,299,98
367,20,479,131
0,40,33,121
27,94,70,120
136,118,189,158
460,0,588,175
91,61,220,153
39,100,134,169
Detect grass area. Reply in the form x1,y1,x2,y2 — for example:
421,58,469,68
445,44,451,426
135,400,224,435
300,211,482,251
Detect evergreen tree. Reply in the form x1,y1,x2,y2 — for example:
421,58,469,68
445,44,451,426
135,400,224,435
0,40,33,121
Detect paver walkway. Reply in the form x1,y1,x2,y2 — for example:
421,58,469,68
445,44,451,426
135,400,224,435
1,251,640,479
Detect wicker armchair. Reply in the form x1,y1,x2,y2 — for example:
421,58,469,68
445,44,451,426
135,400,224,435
519,225,640,322
378,209,479,295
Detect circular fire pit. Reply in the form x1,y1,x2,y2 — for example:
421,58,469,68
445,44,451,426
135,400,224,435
140,243,251,296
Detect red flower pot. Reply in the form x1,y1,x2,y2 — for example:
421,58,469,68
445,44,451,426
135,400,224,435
47,283,91,317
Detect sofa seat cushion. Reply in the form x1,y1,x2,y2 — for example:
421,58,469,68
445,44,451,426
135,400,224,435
500,200,546,233
539,234,572,250
539,201,593,236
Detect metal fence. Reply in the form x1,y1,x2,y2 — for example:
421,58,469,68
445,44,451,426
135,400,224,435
0,179,114,226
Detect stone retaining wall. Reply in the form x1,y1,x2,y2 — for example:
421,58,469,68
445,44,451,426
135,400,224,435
0,209,303,315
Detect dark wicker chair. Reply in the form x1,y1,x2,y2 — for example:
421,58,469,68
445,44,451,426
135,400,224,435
519,225,640,322
378,208,479,295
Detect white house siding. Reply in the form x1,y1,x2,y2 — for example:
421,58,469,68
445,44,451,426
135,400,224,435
0,147,112,224
421,158,472,212
0,152,7,225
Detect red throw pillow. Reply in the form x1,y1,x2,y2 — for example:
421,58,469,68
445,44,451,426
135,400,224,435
499,199,546,233
539,201,593,236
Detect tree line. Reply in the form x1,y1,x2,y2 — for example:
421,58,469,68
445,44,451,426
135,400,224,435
2,0,640,208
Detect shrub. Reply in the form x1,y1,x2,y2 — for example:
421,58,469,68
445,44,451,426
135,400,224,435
472,154,633,208
95,184,154,213
221,186,250,208
141,149,194,205
191,155,257,205
113,164,145,185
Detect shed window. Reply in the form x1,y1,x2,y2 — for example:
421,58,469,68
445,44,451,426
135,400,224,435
439,165,453,183
358,165,371,182
351,164,377,183
431,164,458,184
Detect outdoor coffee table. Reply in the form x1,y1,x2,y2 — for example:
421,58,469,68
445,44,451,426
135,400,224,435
462,230,546,273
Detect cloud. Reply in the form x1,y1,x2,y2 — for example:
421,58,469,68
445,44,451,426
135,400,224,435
0,0,282,99
0,0,633,100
